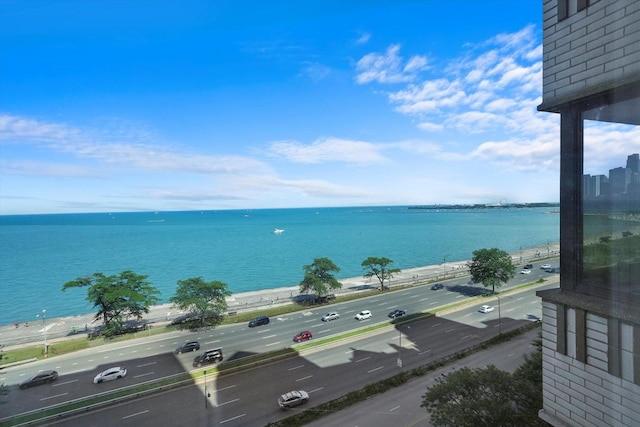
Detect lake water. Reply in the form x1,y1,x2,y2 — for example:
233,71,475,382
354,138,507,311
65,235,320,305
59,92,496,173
0,205,559,325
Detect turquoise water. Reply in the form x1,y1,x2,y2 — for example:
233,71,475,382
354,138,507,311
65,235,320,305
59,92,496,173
0,206,558,324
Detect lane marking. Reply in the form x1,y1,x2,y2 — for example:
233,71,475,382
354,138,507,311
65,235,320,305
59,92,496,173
40,393,67,401
218,398,240,406
137,362,156,367
296,375,313,382
368,366,384,373
419,349,431,355
288,365,304,371
262,334,277,339
356,357,371,363
122,410,149,420
221,414,245,424
265,341,281,347
134,372,154,379
309,387,323,393
390,405,401,412
53,379,78,386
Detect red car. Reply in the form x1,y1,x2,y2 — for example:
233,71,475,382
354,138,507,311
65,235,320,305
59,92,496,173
293,331,313,342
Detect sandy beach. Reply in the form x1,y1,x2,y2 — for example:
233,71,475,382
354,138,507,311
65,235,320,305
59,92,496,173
0,242,558,351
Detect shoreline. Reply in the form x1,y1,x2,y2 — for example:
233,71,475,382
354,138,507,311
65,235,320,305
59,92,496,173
0,242,559,349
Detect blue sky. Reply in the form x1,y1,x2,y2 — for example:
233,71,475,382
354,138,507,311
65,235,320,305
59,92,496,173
1,0,634,215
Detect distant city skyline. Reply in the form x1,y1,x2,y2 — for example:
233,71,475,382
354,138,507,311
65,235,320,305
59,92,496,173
583,153,640,201
2,1,639,215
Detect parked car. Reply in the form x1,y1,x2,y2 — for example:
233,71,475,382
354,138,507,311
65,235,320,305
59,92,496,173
524,264,534,269
541,263,552,269
321,312,339,321
431,283,444,290
93,367,127,384
192,348,224,367
20,370,58,389
520,269,532,274
248,315,270,327
388,309,406,319
175,341,200,354
278,390,309,410
293,331,313,342
355,310,372,320
545,267,556,273
479,305,495,313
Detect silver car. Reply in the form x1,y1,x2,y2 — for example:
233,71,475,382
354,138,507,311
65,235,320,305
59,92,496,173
93,366,127,384
278,390,309,409
321,312,339,321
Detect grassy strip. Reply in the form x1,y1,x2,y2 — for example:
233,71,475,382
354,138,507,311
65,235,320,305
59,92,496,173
265,322,542,427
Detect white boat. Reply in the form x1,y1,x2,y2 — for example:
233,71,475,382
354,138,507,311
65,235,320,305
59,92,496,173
273,228,285,234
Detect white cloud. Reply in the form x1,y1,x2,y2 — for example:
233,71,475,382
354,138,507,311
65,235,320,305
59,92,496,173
355,44,427,84
267,137,389,165
355,31,371,45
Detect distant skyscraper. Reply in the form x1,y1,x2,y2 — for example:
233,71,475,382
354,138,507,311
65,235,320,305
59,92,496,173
627,153,640,174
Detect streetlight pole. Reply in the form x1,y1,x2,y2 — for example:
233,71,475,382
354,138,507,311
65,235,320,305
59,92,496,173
497,296,502,335
204,370,207,409
42,309,48,356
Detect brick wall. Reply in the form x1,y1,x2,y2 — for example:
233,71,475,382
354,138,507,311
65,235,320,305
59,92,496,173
540,301,640,426
542,0,640,102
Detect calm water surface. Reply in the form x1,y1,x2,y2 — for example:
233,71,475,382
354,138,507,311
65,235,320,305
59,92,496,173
0,206,559,324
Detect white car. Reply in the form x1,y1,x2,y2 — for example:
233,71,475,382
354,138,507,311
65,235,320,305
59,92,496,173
541,263,552,269
321,312,340,322
354,310,372,320
278,390,309,409
93,366,127,384
479,305,495,313
520,269,532,274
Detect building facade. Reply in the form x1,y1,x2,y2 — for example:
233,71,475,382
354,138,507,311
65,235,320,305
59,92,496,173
537,0,640,426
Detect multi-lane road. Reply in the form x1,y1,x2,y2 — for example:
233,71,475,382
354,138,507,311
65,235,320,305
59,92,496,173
0,261,557,425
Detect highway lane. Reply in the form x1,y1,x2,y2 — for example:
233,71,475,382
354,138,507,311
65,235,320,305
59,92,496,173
306,327,543,427
37,283,553,427
1,261,557,419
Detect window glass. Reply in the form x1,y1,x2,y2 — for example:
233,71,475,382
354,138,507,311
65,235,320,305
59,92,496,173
582,103,640,299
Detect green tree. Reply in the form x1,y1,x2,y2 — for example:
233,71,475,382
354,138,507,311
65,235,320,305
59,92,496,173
467,248,516,293
421,364,545,427
361,256,401,291
299,257,342,297
169,277,231,328
62,270,160,335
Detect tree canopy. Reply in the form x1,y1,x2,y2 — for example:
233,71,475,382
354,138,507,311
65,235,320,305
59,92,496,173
421,342,544,427
361,256,401,290
169,277,231,328
467,248,516,293
298,257,342,296
62,270,160,335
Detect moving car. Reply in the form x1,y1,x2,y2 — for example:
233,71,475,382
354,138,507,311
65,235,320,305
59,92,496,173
520,269,532,274
321,312,339,321
175,341,200,354
248,315,270,327
278,390,309,410
192,348,224,367
524,264,534,269
541,263,552,269
293,331,313,342
545,267,556,273
479,305,495,313
388,309,406,319
20,370,58,389
355,310,372,320
431,283,444,290
93,367,127,384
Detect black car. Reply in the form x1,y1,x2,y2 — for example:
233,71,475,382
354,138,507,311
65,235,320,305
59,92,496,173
248,315,270,327
388,309,406,319
175,341,200,354
192,348,224,367
431,283,444,290
20,370,59,389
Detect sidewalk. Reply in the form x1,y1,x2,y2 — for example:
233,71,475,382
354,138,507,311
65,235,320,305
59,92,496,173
0,243,559,352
